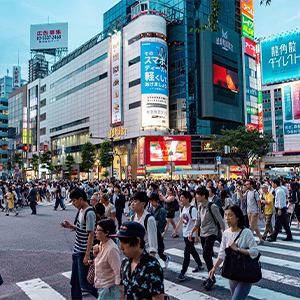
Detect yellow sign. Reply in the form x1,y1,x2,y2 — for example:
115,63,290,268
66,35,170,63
108,127,127,139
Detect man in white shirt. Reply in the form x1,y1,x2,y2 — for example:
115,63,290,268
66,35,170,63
267,179,293,242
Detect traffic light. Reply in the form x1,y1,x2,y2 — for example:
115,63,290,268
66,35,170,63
23,145,29,151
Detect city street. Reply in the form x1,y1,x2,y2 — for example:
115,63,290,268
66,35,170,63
0,200,300,300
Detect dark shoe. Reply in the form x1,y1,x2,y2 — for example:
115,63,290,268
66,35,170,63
262,236,266,241
5,214,9,216
192,266,204,273
204,277,216,290
176,273,186,282
174,234,179,238
203,278,209,286
62,208,65,210
15,212,18,216
282,237,293,241
31,212,36,215
267,237,276,242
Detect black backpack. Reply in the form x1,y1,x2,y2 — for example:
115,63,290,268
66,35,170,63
208,202,223,229
131,213,165,257
173,198,180,211
180,205,195,218
74,206,95,226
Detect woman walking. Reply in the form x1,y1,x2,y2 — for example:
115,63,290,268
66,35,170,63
5,187,18,216
209,205,259,300
53,185,66,210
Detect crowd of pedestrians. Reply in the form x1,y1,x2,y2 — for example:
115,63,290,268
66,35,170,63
2,176,300,299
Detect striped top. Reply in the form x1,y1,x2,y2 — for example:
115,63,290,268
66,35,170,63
73,208,96,254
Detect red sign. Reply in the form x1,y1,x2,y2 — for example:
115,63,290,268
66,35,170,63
145,136,192,166
245,37,256,58
138,137,145,166
137,168,145,175
247,123,259,131
44,144,48,153
256,52,261,64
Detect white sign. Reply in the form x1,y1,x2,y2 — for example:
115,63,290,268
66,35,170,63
111,31,122,125
13,66,21,88
30,23,68,51
30,97,38,107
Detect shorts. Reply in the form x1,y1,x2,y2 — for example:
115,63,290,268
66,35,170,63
247,213,258,231
166,211,175,219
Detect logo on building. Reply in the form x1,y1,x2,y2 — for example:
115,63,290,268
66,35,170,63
216,29,233,52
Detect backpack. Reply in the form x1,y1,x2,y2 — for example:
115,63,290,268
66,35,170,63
131,213,165,257
208,202,223,229
180,205,195,218
74,206,95,226
174,198,179,211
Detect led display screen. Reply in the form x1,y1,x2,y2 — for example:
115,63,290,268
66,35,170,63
213,64,239,93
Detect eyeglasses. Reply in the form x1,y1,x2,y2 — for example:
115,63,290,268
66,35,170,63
95,229,104,233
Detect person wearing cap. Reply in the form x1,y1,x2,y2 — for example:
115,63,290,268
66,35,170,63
260,184,274,241
113,221,164,300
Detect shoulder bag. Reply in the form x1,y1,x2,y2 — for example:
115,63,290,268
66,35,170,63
221,228,262,283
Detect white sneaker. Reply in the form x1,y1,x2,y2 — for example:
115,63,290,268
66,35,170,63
164,255,170,269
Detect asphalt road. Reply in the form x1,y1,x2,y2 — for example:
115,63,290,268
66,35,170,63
0,200,300,300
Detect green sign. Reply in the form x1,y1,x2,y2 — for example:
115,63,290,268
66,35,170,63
247,106,258,115
242,14,254,41
258,91,262,104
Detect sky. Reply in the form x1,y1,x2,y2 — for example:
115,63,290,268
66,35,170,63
0,0,300,80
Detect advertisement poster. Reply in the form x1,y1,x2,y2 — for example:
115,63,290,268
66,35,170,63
283,82,300,135
145,136,191,166
261,30,300,84
245,37,256,58
111,31,122,125
213,64,239,92
242,14,254,41
138,137,145,166
141,41,169,128
241,0,253,19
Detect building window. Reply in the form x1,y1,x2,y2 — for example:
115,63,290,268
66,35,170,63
128,56,140,67
40,127,46,135
128,32,166,45
40,99,46,107
129,101,141,109
50,117,89,133
40,84,46,93
40,113,46,122
129,78,141,88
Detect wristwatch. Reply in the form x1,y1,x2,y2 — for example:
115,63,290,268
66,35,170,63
237,247,241,252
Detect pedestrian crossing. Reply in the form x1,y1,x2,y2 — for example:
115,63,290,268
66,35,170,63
6,222,299,300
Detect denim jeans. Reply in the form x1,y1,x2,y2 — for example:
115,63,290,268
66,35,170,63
54,197,65,209
229,280,252,300
71,253,98,300
181,237,202,275
98,285,120,300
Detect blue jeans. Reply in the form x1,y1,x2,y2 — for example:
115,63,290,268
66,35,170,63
71,253,98,300
98,285,120,300
54,196,65,209
229,280,252,300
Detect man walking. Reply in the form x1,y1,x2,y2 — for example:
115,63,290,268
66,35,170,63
267,179,293,242
61,188,98,299
111,185,125,229
28,183,37,215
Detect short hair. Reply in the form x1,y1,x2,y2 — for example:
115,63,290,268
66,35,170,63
70,188,87,202
119,236,145,249
195,187,209,199
150,183,158,190
224,204,244,229
149,192,160,202
101,193,110,202
114,185,121,190
273,179,280,187
179,190,193,202
92,193,100,201
95,203,105,217
208,186,217,195
132,192,149,207
97,218,116,237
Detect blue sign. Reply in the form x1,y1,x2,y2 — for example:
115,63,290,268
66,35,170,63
141,41,168,96
246,87,258,97
261,30,300,84
284,122,300,135
216,156,222,162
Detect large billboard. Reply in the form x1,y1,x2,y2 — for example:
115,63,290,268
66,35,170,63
141,41,168,128
111,31,122,125
30,23,68,51
261,30,300,84
213,64,239,92
144,136,191,166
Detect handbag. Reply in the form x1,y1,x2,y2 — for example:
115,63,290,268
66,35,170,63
221,228,262,283
87,261,95,284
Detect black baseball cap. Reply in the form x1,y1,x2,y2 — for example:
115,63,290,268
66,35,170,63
110,221,145,239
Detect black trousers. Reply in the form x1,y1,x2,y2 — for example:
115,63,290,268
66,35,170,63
116,210,122,229
30,201,37,214
271,207,292,240
181,237,202,275
200,235,217,272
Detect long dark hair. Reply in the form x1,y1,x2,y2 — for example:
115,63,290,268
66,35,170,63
224,204,244,229
290,182,299,203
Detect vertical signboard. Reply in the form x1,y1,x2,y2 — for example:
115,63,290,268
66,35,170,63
23,107,28,144
245,37,256,58
258,91,263,132
241,0,253,19
242,14,254,41
138,137,145,166
111,31,122,125
13,66,21,88
141,41,169,128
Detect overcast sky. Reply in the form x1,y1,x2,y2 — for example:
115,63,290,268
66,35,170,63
0,0,299,81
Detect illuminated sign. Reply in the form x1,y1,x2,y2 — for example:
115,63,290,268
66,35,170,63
213,64,239,93
241,0,253,19
247,123,259,130
216,29,233,52
141,41,169,128
247,106,258,115
258,91,263,132
242,14,254,41
246,87,258,97
108,127,127,139
137,168,145,175
201,141,215,151
111,31,122,125
13,66,21,88
245,37,256,57
138,137,145,166
261,30,300,84
145,136,191,166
